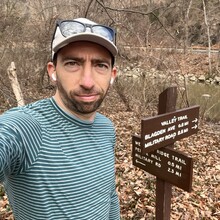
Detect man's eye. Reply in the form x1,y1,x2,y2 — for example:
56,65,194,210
63,60,80,71
97,63,109,69
65,61,78,66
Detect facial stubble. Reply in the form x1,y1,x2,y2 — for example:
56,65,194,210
56,79,110,115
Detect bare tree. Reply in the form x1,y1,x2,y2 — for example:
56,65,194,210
202,0,212,76
184,0,193,53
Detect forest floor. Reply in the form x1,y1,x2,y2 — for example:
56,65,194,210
103,88,220,220
0,86,219,220
0,52,220,219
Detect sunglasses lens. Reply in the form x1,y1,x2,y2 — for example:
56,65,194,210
59,21,115,43
60,21,85,37
92,26,114,42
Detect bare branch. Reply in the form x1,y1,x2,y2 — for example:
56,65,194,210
84,0,95,18
95,0,177,41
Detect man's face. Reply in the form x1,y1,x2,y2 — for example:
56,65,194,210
49,41,116,119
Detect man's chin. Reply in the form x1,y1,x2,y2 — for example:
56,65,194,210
74,102,100,114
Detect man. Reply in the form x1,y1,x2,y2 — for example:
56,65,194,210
0,17,120,219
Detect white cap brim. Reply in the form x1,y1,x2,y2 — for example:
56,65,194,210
53,32,118,58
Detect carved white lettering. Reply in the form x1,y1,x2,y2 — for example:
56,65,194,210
165,132,176,140
151,154,161,161
178,121,189,128
135,141,141,146
156,150,170,158
175,164,182,170
178,128,188,135
168,161,175,167
175,171,182,177
168,167,174,173
142,156,154,164
135,147,141,153
145,129,166,140
155,162,161,168
178,115,188,121
145,136,165,148
161,116,177,126
171,156,186,165
167,125,176,131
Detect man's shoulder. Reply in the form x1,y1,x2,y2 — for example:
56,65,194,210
0,98,52,127
3,98,51,115
95,112,114,127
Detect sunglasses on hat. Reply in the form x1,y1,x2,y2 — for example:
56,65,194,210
55,19,116,44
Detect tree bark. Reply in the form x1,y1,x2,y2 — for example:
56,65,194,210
7,62,25,106
202,0,212,76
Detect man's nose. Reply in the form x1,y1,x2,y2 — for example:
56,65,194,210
79,64,95,89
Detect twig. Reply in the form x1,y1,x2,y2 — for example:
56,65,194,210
95,0,177,42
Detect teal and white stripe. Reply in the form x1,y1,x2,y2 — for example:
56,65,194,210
0,98,120,219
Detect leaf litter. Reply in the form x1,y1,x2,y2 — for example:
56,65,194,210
0,88,220,220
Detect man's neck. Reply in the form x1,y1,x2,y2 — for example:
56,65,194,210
53,94,96,122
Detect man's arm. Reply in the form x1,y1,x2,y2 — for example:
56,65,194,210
108,125,120,219
109,187,120,220
0,111,42,182
0,122,25,182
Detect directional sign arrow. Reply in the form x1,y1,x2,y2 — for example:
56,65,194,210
135,159,146,166
192,118,198,123
192,124,198,129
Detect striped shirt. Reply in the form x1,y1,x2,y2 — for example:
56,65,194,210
0,98,120,220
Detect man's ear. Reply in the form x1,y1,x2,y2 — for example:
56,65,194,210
47,62,56,82
110,66,117,85
51,73,56,81
110,78,114,85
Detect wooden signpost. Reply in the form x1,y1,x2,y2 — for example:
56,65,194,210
132,87,200,220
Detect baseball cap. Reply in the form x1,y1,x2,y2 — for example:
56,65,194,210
51,18,118,60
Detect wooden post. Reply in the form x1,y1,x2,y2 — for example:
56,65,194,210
7,62,25,106
133,86,199,219
156,87,177,220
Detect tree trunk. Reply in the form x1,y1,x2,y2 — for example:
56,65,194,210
7,62,25,106
202,0,212,76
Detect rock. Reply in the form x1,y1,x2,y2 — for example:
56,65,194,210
132,75,139,79
189,75,197,82
125,73,133,77
187,73,193,78
126,66,131,71
202,94,211,99
214,76,220,84
178,75,185,81
173,70,181,74
198,75,206,82
206,78,213,84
